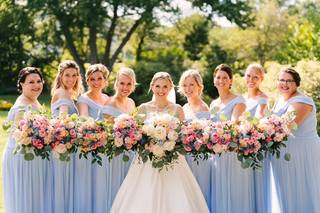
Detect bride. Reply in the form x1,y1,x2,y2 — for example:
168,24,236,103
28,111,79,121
110,72,209,213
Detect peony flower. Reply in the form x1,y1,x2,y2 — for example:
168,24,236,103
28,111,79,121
153,126,167,141
54,143,67,154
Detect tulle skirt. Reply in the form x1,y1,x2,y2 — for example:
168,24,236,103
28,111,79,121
52,153,75,213
111,155,209,213
73,153,93,213
212,152,255,213
271,135,320,213
91,156,111,213
108,152,134,209
186,155,213,210
2,140,53,213
253,157,271,213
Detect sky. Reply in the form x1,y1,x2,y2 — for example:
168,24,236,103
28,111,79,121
169,0,234,27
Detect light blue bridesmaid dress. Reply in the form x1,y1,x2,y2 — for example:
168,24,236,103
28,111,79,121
102,105,134,211
75,95,110,213
183,105,213,211
246,97,271,213
271,95,320,213
210,96,256,213
51,98,78,213
2,104,53,213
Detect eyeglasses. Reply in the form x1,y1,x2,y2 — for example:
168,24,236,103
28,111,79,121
278,79,295,84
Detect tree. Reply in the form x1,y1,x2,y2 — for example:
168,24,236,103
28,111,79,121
183,16,210,61
189,0,253,28
277,21,320,64
23,0,176,78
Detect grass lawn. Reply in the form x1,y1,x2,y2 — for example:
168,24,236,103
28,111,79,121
0,110,9,212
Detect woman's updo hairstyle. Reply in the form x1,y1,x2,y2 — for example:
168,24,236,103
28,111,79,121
17,67,44,93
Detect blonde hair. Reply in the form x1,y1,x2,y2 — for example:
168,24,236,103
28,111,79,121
114,67,137,91
149,72,174,92
51,60,84,99
85,64,110,82
246,63,265,77
178,69,204,96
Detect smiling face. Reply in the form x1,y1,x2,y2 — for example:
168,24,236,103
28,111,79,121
213,70,232,90
277,71,297,97
61,68,78,90
245,68,263,89
115,74,134,97
20,73,43,98
151,78,171,99
87,71,107,92
181,76,201,98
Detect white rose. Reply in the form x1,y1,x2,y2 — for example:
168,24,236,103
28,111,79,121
163,141,176,151
167,130,178,141
142,125,154,135
65,121,75,129
154,126,167,141
152,145,165,157
20,137,32,145
212,144,224,154
115,138,124,147
54,144,67,154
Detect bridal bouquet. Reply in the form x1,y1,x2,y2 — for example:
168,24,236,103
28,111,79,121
207,119,238,154
139,113,182,170
49,114,78,161
236,113,265,169
107,114,142,162
13,110,51,160
180,119,212,162
257,113,294,161
77,117,109,165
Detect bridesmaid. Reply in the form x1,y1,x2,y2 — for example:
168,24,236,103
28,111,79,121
244,64,271,213
178,69,212,210
103,67,136,209
2,67,53,213
51,60,83,213
76,64,110,213
210,64,255,213
271,68,320,212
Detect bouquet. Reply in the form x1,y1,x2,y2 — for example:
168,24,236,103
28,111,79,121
107,114,142,162
207,119,238,155
139,113,182,170
179,119,212,162
13,110,51,160
258,113,294,161
49,114,78,161
77,117,109,165
236,113,265,169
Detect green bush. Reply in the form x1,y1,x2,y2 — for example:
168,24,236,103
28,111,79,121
0,100,13,111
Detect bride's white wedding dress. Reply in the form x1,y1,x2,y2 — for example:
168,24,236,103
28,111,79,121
110,106,209,213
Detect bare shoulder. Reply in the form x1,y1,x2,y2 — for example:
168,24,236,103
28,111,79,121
199,101,209,111
173,103,183,112
127,98,136,108
52,88,70,103
259,92,268,99
138,102,151,112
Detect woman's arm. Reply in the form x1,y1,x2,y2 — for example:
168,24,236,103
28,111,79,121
77,103,89,116
288,103,312,126
231,103,246,122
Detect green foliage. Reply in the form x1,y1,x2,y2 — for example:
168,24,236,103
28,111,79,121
183,17,210,61
0,1,34,92
189,0,253,28
277,21,320,64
